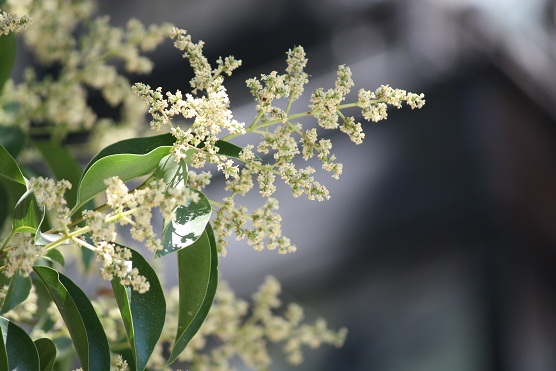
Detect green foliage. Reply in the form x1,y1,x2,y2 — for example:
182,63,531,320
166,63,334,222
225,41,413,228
0,316,40,370
0,0,424,368
111,246,166,370
33,266,111,371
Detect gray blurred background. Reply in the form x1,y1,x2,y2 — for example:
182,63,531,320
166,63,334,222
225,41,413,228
90,0,556,369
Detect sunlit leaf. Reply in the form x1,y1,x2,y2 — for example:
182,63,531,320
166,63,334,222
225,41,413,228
34,338,57,371
167,226,218,365
0,316,40,370
33,266,110,371
154,154,189,189
0,270,32,314
73,146,172,214
157,190,211,258
111,246,166,371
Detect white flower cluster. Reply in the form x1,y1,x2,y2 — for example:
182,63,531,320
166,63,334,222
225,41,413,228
84,176,193,253
28,176,72,226
95,241,149,294
78,176,197,291
140,276,347,370
358,84,426,122
133,28,245,181
0,10,30,36
3,232,42,277
212,197,295,256
0,0,171,144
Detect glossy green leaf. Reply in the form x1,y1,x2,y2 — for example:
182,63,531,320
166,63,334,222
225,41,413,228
73,146,172,214
34,338,57,371
12,191,42,234
34,141,82,209
33,266,110,371
0,33,16,91
0,126,25,158
0,316,40,370
84,133,175,174
44,249,65,268
167,226,218,365
0,144,26,186
154,154,189,188
0,270,32,314
157,190,212,258
111,246,166,371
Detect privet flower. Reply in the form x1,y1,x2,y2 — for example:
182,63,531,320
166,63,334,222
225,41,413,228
133,27,425,255
3,232,42,277
28,177,72,226
140,277,347,370
1,0,172,143
0,10,31,35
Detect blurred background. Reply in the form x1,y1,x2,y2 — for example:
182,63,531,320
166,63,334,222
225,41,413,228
92,0,556,369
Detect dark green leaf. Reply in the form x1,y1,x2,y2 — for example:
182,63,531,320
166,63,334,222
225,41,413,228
33,266,110,371
0,316,40,370
0,323,7,371
0,270,32,314
0,144,26,186
34,338,57,371
0,126,25,158
34,141,82,209
111,246,166,371
167,226,218,365
0,33,16,92
157,190,212,258
73,146,172,214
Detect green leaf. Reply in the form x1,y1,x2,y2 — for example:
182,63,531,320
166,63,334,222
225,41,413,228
154,154,189,188
212,139,262,162
0,270,32,314
12,190,42,234
33,266,110,371
0,144,26,186
157,190,212,258
111,246,166,371
0,33,16,92
0,126,25,158
84,133,175,175
167,225,218,365
34,338,57,371
0,316,40,370
0,323,7,371
44,249,65,268
34,140,82,209
73,146,172,214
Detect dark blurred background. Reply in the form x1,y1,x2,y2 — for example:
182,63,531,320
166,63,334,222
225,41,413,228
96,0,556,369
